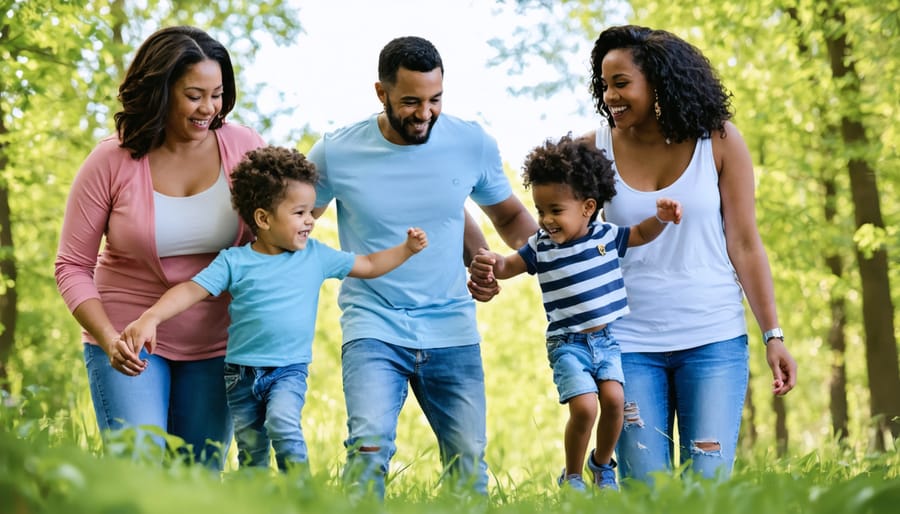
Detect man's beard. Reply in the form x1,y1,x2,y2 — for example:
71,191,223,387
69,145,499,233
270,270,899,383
385,100,437,144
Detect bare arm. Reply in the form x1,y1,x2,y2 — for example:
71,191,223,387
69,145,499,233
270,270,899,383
469,248,527,281
348,227,427,279
119,281,211,358
716,122,796,395
72,298,144,374
479,194,539,251
627,197,683,247
467,195,537,301
463,209,489,267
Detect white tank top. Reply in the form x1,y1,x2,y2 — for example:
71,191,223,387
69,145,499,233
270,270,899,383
154,168,240,258
596,123,746,352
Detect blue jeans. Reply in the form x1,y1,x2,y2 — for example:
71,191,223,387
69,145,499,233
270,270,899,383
83,343,232,469
546,327,625,403
224,362,309,471
615,335,749,483
341,338,489,499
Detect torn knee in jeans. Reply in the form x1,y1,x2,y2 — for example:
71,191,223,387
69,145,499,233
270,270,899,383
623,401,645,428
690,440,722,456
358,446,381,453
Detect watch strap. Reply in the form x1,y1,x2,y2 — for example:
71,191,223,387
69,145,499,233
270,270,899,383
763,328,784,345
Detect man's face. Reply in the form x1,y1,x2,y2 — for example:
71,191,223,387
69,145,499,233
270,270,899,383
378,67,443,145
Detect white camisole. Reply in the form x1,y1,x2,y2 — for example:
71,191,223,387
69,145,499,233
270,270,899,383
597,123,747,353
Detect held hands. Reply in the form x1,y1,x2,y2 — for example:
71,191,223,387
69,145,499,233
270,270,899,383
110,316,160,376
467,248,502,302
406,227,428,254
656,197,683,224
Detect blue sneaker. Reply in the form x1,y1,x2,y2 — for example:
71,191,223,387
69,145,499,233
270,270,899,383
587,451,618,491
557,469,588,492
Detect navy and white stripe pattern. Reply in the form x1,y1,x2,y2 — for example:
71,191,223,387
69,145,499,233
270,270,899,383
518,223,631,336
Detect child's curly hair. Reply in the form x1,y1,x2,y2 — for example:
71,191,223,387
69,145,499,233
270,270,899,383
230,146,319,235
522,134,616,222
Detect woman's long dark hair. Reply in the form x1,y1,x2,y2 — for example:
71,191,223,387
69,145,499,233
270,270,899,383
114,26,236,158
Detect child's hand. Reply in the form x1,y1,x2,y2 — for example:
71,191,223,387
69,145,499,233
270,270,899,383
469,248,499,282
106,333,148,377
656,197,683,224
467,248,501,302
119,316,160,365
406,227,428,253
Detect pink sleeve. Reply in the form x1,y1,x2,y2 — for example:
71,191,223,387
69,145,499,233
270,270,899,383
54,140,117,313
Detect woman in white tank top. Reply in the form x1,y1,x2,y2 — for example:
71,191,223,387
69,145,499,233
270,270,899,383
582,25,797,484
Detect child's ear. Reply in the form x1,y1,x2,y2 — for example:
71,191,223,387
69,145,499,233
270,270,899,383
583,198,598,217
253,208,270,231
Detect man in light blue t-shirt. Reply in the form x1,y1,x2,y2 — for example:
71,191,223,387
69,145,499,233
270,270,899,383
308,36,537,499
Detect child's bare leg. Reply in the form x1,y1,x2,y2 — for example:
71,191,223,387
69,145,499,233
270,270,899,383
564,392,598,475
593,380,624,465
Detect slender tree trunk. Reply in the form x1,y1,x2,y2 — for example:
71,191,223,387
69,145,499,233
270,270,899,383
773,395,788,457
823,2,900,449
0,101,17,391
824,178,850,442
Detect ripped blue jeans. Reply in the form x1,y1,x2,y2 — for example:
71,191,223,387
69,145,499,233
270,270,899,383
615,335,748,484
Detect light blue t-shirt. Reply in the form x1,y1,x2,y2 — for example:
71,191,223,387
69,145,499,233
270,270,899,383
308,113,513,349
192,240,355,366
518,222,631,337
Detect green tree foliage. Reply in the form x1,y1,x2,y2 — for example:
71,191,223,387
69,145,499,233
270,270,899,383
492,0,900,452
0,0,302,412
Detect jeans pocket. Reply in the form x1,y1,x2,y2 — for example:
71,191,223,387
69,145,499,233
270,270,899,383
223,363,241,393
546,338,564,364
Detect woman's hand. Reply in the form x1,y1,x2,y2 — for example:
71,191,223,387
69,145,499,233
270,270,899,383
104,333,148,377
765,339,797,396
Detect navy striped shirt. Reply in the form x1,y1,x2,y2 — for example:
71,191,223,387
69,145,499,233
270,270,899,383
518,223,631,336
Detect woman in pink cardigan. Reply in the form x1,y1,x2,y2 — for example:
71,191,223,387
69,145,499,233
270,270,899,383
55,26,265,469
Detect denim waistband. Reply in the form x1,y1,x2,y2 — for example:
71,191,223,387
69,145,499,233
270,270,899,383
547,326,611,344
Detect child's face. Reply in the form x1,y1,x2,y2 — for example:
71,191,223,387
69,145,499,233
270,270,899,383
255,180,316,254
531,183,596,244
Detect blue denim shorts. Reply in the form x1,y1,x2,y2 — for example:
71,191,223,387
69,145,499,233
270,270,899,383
546,327,625,404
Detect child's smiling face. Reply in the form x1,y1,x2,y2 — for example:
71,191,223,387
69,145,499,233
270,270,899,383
531,182,596,244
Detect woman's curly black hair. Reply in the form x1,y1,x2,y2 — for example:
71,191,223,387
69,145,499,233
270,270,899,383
522,134,616,223
589,25,733,143
230,146,318,235
114,26,236,159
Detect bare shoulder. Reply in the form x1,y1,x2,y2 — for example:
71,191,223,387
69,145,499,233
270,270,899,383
711,121,751,172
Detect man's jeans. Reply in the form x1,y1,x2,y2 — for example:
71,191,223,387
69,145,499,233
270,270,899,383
341,338,489,499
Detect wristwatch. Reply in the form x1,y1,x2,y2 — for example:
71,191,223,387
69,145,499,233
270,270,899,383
763,328,784,346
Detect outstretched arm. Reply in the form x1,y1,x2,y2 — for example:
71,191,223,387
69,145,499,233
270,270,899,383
118,281,211,359
468,195,538,301
349,227,428,279
469,248,527,282
628,197,683,247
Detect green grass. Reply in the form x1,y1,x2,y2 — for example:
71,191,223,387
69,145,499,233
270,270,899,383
2,428,899,514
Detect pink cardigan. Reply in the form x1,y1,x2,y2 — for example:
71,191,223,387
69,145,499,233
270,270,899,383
55,123,265,360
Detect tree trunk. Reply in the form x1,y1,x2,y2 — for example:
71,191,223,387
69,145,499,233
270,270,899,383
823,2,900,449
773,395,788,457
824,178,850,442
0,103,16,391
